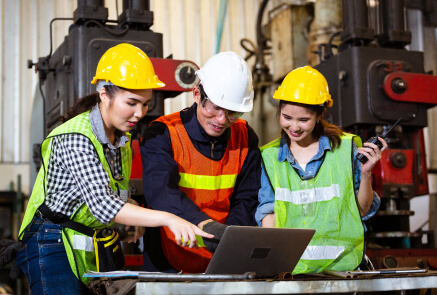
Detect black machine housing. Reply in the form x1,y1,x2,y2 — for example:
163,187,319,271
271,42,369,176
28,0,202,257
315,0,429,129
30,0,192,139
313,0,437,265
44,27,165,136
316,46,428,129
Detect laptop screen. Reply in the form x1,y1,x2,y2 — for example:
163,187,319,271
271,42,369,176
205,226,315,278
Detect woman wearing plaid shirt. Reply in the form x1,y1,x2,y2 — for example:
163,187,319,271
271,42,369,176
15,43,213,295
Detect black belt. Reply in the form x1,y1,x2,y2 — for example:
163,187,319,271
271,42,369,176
35,210,45,219
38,203,94,236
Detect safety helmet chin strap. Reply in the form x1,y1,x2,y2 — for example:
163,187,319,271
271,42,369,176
96,80,115,92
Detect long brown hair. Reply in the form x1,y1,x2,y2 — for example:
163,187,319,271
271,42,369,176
62,85,123,122
277,100,344,150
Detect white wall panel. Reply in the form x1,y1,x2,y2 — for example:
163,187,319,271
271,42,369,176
0,0,4,162
2,0,18,162
148,0,259,114
0,0,75,192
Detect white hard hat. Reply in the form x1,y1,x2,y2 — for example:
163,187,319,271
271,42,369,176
195,52,254,112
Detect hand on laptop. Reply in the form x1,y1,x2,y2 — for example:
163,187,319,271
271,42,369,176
200,221,228,253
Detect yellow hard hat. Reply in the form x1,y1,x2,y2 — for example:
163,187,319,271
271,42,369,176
273,66,333,107
91,43,165,89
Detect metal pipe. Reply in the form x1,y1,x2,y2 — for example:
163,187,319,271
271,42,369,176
342,0,369,32
138,272,256,281
308,0,342,65
122,0,150,11
380,0,407,34
74,0,108,25
118,0,153,29
77,0,105,7
254,0,271,144
340,0,374,46
377,0,411,46
255,0,270,83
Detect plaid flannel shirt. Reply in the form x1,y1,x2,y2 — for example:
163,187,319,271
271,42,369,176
44,104,128,224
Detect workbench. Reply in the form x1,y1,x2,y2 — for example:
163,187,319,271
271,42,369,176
88,270,437,295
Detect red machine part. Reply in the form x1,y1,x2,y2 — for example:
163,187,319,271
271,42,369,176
380,149,414,184
372,149,414,197
150,58,200,92
371,130,429,198
412,129,429,196
383,71,437,104
130,59,199,179
130,139,142,179
125,254,144,267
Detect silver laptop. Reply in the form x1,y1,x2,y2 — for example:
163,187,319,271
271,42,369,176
204,226,315,278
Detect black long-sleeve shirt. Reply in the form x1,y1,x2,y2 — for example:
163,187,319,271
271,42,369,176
140,103,261,271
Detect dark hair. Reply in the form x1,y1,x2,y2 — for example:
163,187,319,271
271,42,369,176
62,85,123,122
277,100,344,150
197,84,208,105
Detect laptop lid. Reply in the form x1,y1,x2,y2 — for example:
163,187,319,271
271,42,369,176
204,226,315,278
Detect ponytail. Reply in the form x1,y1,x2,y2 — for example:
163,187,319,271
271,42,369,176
315,119,344,150
62,93,100,122
62,85,123,122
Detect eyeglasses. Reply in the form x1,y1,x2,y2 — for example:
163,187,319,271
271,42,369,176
199,88,243,122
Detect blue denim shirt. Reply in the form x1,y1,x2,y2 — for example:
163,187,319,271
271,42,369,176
255,135,380,227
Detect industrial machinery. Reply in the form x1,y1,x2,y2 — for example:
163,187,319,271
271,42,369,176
28,0,199,138
27,0,199,264
313,0,437,269
262,0,437,270
25,0,437,274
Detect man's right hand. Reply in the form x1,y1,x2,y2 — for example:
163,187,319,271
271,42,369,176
200,221,228,253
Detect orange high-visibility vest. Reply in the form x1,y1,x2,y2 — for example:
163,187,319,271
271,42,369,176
155,112,249,273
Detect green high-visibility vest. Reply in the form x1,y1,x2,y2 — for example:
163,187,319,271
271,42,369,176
261,134,364,274
19,111,132,284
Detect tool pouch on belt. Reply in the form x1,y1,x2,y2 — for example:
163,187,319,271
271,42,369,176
93,228,125,272
38,203,125,272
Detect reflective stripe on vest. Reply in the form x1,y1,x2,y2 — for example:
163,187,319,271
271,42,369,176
19,111,131,284
275,184,340,204
261,134,364,274
155,112,249,273
179,173,238,190
73,235,95,252
301,245,345,260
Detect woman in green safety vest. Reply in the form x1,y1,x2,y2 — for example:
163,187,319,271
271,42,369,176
14,43,213,295
256,66,387,274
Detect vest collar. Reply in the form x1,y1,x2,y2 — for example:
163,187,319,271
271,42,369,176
277,134,332,163
89,103,129,149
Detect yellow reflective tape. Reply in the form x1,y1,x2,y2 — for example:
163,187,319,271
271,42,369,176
179,235,206,247
179,173,237,190
196,235,206,247
104,232,119,248
93,233,100,272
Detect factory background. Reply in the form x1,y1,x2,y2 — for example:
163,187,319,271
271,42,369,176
0,0,437,285
0,0,269,193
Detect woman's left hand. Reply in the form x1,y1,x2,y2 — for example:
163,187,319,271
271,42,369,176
358,137,388,174
124,199,145,243
124,225,145,243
